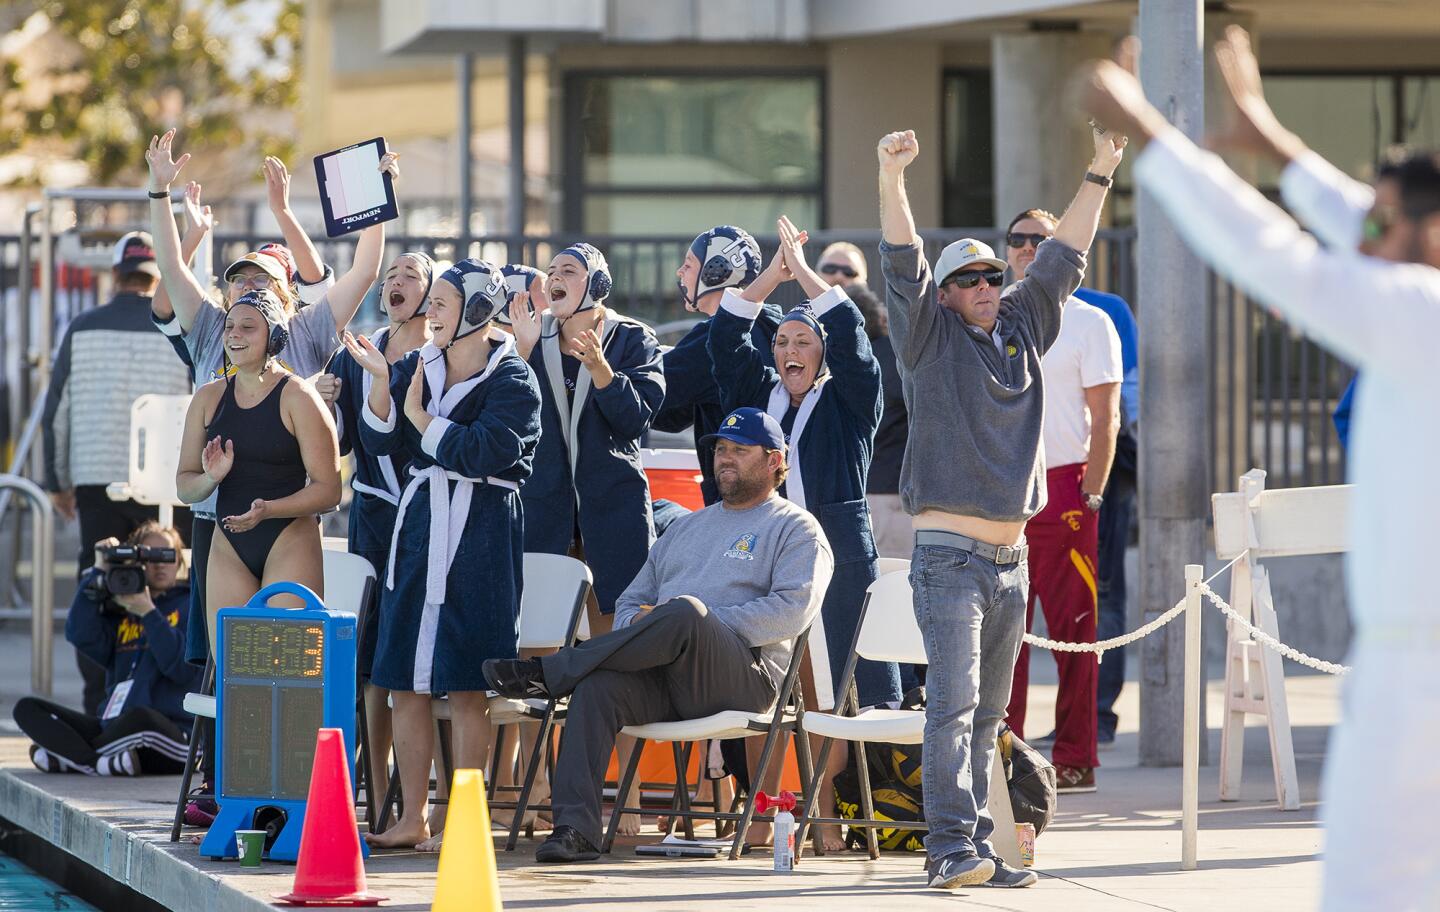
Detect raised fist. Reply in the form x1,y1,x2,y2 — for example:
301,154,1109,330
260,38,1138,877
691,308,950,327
877,130,920,173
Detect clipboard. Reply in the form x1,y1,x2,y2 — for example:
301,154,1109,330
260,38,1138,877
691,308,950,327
313,137,399,238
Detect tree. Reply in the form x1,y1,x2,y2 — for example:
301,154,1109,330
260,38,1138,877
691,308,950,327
1,0,303,185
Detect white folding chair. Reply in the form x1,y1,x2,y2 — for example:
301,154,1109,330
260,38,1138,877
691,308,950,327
794,570,1022,866
599,626,816,861
321,548,380,825
875,557,911,577
372,554,593,846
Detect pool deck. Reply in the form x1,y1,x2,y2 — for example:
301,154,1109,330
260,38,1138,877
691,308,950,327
0,658,1339,912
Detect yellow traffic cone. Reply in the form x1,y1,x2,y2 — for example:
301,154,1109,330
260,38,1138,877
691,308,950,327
432,769,503,912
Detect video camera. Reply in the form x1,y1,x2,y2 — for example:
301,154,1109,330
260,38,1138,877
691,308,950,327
83,545,177,613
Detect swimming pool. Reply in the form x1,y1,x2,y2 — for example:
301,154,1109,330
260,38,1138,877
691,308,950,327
0,851,98,910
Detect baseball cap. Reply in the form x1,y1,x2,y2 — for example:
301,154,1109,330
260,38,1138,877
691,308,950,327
112,230,159,278
223,251,290,288
255,243,298,283
700,407,787,452
933,238,1008,286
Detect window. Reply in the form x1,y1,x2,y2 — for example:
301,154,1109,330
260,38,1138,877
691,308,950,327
564,73,824,236
941,70,994,228
1256,72,1440,190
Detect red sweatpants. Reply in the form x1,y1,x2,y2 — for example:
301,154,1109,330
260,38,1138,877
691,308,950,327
1006,463,1100,769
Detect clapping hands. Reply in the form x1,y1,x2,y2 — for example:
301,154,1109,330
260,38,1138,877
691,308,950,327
202,436,235,485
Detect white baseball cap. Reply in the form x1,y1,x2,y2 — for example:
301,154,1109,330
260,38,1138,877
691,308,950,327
933,238,1008,286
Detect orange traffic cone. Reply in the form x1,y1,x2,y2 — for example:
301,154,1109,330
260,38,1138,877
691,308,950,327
276,728,386,907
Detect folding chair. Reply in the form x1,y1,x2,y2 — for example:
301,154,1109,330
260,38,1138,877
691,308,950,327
372,554,592,849
169,548,375,841
320,546,380,828
793,569,1020,864
600,628,817,861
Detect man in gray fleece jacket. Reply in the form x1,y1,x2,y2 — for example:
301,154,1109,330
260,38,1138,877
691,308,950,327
485,407,833,864
876,125,1125,890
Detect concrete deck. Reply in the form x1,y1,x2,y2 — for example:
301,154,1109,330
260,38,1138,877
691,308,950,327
0,643,1339,912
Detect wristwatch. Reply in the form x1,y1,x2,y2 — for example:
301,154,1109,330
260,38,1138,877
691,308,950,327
1085,493,1104,512
1084,171,1113,188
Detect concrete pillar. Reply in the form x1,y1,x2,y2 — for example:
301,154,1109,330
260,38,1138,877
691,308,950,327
457,52,474,256
1137,1,1209,768
1204,11,1258,496
991,29,1112,227
825,40,941,231
507,35,526,260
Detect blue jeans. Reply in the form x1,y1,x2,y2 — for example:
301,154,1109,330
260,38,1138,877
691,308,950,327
1096,468,1136,738
910,543,1028,860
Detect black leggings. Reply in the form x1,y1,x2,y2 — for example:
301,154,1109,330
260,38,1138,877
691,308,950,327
13,697,188,774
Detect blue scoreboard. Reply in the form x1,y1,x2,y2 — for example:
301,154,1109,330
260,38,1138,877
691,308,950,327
199,582,362,862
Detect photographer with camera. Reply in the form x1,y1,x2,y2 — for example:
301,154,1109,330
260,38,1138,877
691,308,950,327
13,522,199,776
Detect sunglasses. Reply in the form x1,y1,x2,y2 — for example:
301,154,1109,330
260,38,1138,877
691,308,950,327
1006,232,1051,249
942,270,1005,290
819,263,859,279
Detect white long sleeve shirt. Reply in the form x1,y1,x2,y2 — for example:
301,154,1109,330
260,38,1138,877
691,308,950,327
1135,128,1440,633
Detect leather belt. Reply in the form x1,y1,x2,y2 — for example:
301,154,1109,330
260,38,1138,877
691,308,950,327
914,529,1028,565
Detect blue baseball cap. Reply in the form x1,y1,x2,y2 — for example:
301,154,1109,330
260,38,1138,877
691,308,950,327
700,407,787,452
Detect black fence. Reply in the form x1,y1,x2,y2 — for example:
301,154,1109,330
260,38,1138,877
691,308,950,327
2,226,1351,495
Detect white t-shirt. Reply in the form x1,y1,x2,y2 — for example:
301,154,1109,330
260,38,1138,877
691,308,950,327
1040,299,1123,468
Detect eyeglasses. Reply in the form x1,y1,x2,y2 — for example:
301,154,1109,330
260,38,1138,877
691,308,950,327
1006,232,1051,249
228,272,274,290
819,263,859,279
1362,206,1402,242
942,270,1005,290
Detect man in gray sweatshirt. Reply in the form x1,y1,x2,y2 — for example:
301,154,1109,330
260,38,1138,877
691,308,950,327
485,407,833,863
876,125,1124,890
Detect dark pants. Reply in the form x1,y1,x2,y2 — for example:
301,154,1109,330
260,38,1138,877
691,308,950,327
73,486,193,715
13,696,188,774
541,598,778,847
1009,464,1099,769
1096,463,1137,740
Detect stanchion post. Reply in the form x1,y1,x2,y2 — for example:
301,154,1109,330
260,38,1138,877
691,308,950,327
1182,563,1203,870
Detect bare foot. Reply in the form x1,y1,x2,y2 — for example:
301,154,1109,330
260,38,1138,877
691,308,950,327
746,820,772,847
415,831,443,853
365,820,429,850
815,823,846,853
494,782,553,833
617,812,642,837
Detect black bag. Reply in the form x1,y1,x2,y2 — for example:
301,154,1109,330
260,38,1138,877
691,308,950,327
997,723,1057,836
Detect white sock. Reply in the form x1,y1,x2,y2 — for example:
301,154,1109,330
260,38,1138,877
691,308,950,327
97,749,138,777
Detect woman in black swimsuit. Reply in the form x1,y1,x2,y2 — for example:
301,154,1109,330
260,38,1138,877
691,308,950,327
175,290,341,652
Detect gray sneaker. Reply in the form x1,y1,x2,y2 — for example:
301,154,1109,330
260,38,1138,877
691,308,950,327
983,855,1038,888
928,852,995,889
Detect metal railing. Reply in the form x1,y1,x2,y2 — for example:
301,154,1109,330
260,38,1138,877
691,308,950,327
5,219,1353,489
0,475,54,695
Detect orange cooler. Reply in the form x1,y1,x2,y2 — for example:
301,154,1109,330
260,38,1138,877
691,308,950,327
642,448,705,512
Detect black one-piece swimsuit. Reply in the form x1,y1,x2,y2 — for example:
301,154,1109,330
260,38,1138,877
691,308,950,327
207,375,307,579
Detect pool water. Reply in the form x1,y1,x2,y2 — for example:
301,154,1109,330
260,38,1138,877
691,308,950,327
0,853,98,910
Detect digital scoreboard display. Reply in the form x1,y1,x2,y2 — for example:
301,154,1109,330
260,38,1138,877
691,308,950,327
226,619,326,679
202,582,359,863
222,617,328,800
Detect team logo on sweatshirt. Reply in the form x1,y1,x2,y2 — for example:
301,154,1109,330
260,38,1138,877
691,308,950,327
724,532,758,561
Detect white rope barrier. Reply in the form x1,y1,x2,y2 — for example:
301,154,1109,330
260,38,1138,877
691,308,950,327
1020,549,1350,675
1021,551,1249,662
1196,579,1351,676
